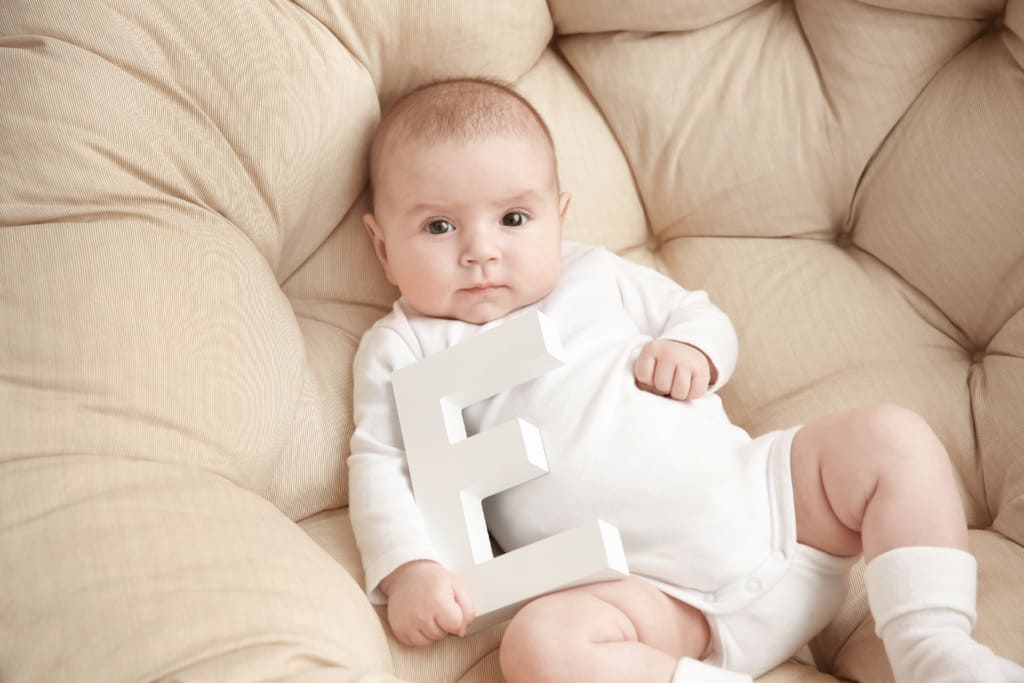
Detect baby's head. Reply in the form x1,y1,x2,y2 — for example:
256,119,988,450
364,78,570,325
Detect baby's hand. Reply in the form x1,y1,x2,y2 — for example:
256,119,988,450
634,339,715,401
379,560,475,647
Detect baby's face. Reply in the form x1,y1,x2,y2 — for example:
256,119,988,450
365,133,570,324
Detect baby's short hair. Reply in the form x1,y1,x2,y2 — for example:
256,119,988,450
367,78,556,197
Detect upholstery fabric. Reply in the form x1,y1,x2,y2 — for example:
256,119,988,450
1,1,1021,682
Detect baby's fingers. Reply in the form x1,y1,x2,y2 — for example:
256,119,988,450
686,361,711,399
420,617,447,641
434,596,467,636
669,369,692,401
634,348,656,389
652,356,676,395
452,579,476,636
389,608,447,646
395,624,432,648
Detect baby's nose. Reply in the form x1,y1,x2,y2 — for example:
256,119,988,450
460,229,500,265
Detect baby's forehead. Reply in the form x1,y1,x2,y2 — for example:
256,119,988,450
370,80,555,186
384,124,550,161
374,131,558,211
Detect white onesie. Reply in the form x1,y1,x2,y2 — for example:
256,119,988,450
349,241,850,673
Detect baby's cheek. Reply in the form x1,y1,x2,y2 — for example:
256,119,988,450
399,282,447,319
534,254,562,298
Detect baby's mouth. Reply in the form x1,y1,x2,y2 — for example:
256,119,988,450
462,282,503,294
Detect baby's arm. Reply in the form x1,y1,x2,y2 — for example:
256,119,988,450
349,323,475,644
609,250,737,399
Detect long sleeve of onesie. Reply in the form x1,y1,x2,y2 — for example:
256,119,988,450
348,321,440,602
609,252,738,391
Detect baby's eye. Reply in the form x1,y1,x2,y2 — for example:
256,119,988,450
501,211,528,227
426,219,455,235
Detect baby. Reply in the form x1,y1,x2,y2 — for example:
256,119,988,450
348,78,1024,683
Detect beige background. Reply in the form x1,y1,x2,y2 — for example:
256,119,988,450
1,1,1022,681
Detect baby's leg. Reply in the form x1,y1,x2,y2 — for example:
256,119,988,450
499,576,738,683
790,404,1024,683
790,403,966,560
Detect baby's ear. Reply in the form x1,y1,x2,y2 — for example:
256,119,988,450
558,192,572,223
363,214,393,281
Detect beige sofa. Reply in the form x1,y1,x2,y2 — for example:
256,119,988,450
2,1,1022,681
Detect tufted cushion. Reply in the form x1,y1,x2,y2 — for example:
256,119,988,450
1,1,1021,682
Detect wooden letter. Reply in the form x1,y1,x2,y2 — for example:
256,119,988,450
391,311,628,632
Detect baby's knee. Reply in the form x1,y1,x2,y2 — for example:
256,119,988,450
853,404,932,446
499,598,568,683
856,403,927,436
854,404,947,469
501,590,624,683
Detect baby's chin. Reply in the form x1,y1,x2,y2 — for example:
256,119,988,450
450,296,543,325
405,282,556,325
452,304,520,325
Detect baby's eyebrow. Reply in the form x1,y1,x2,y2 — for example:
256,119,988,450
492,190,541,207
401,190,543,217
402,201,450,217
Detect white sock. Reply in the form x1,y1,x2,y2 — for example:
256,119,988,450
865,546,1024,683
672,657,752,683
